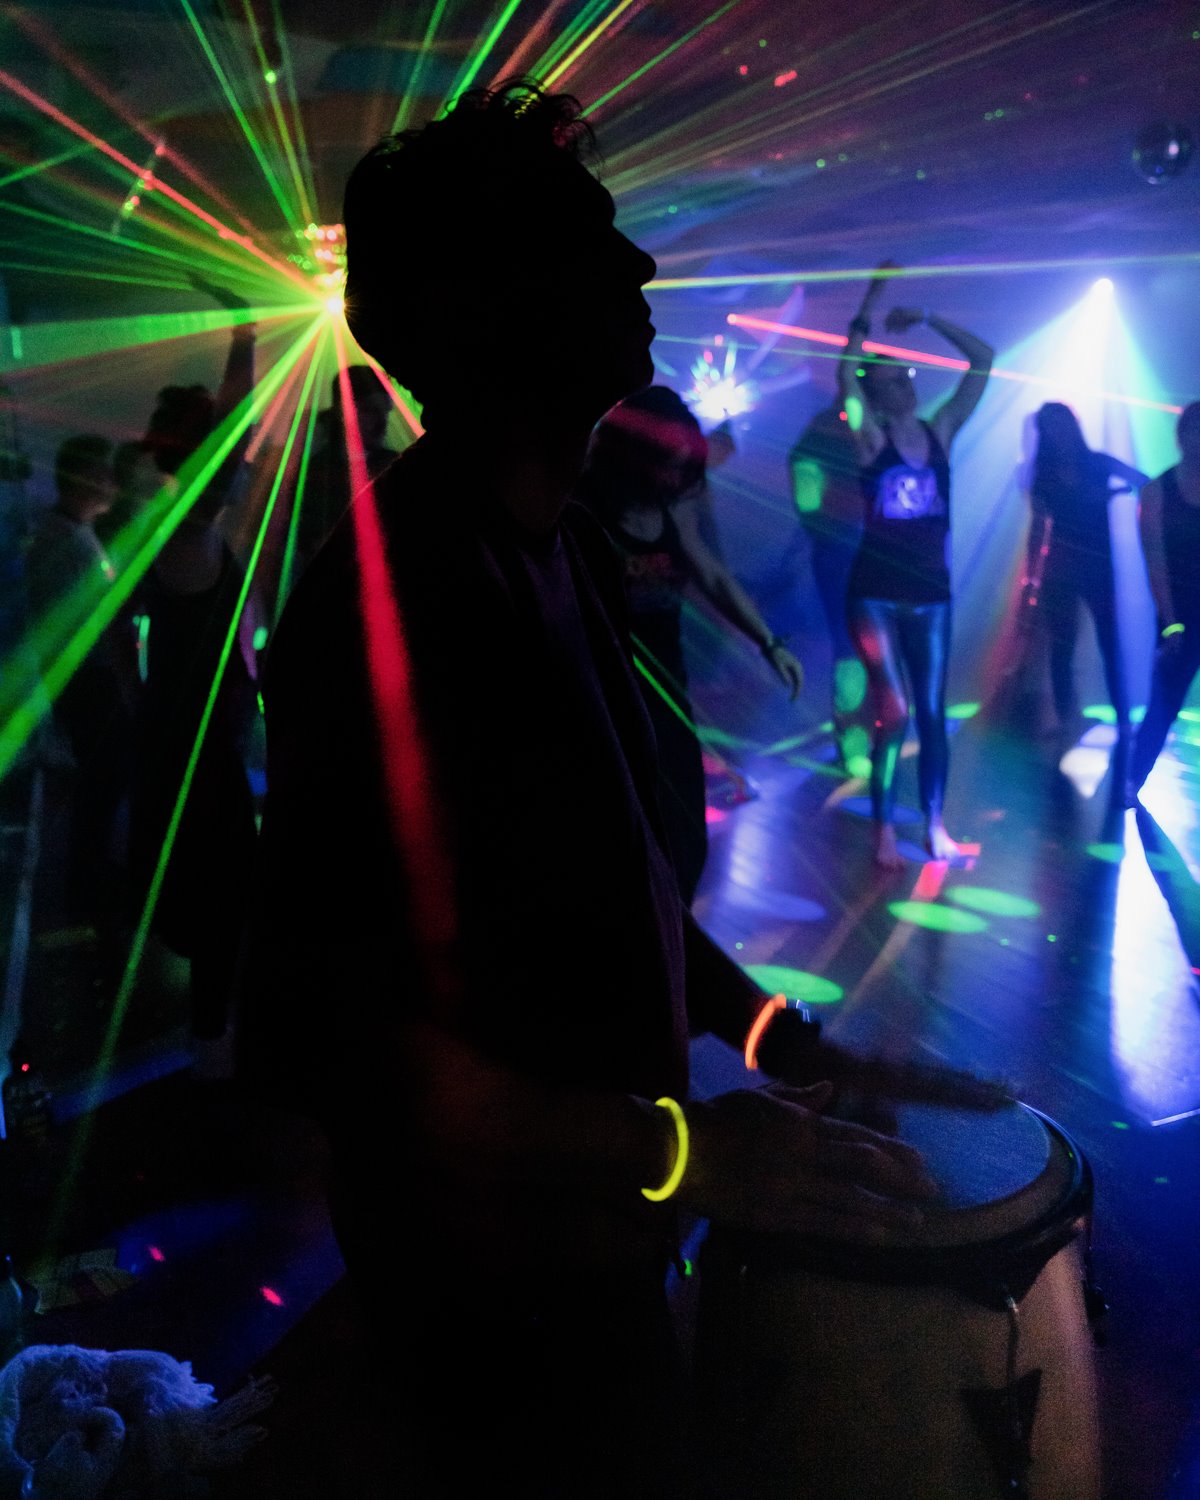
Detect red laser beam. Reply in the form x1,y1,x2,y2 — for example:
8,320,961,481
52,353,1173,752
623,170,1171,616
727,312,1185,412
333,322,457,1013
0,68,308,289
6,9,261,239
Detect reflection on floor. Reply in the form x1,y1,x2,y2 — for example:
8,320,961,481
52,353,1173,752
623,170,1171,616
2,707,1199,1498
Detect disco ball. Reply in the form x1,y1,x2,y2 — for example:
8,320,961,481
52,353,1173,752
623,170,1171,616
1131,122,1194,184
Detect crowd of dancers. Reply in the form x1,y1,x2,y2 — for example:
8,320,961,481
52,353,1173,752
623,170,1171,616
14,261,1200,1060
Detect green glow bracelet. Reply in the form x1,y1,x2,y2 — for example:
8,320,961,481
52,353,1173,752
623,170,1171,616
641,1097,689,1203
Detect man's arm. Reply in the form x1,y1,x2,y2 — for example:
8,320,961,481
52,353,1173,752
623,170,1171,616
398,1012,935,1241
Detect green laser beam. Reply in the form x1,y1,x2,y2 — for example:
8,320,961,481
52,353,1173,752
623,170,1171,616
606,1,1104,192
179,0,302,234
239,0,314,225
583,0,741,116
632,651,699,734
276,326,328,618
533,0,607,77
0,317,322,786
271,0,320,215
444,0,526,108
0,140,99,189
650,251,1200,289
394,0,453,132
0,306,309,377
45,324,323,1254
544,0,642,85
0,190,289,298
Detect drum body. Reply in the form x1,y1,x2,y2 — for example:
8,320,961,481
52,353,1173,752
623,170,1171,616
695,1104,1100,1500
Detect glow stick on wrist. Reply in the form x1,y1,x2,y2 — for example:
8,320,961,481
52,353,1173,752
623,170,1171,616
641,1097,689,1202
744,993,787,1071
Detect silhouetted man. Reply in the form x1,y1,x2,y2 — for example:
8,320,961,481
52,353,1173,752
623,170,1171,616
241,82,942,1498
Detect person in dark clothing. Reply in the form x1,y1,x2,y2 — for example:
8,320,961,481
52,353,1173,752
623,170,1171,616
789,402,868,771
1026,401,1146,742
95,439,160,556
839,263,994,868
1129,401,1200,795
27,435,135,928
130,282,258,1063
238,82,998,1499
579,386,802,903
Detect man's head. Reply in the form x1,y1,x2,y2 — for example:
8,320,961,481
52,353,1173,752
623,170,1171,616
344,80,656,425
1177,400,1200,463
861,358,917,420
54,434,113,522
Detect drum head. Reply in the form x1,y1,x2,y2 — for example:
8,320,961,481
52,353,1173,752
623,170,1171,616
891,1100,1066,1247
710,1103,1092,1298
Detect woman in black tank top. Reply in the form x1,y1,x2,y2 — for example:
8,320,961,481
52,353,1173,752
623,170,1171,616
1130,401,1200,796
1025,402,1146,741
838,263,994,868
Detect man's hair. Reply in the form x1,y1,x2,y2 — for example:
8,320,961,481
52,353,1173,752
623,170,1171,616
343,79,595,404
55,433,111,497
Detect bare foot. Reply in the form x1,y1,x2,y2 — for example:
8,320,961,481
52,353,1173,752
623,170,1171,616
874,823,905,870
926,818,963,862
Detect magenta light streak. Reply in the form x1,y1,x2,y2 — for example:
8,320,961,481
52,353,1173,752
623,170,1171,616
727,312,1184,413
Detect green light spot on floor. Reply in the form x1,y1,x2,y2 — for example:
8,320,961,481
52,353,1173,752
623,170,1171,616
1179,709,1200,724
1083,704,1117,723
1111,1120,1129,1130
1047,934,1057,943
1086,842,1123,864
946,702,981,720
947,887,1040,918
847,754,872,779
744,965,844,1004
735,942,744,950
999,937,1010,946
1154,1176,1169,1184
888,902,988,934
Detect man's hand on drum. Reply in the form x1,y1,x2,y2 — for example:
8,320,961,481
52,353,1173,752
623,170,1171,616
757,1008,1011,1112
678,1083,939,1243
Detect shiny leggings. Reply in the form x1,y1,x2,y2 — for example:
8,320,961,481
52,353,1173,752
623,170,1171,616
847,597,951,825
1130,628,1200,791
